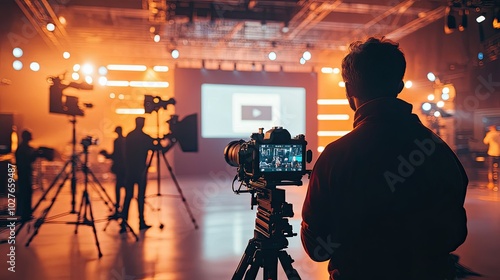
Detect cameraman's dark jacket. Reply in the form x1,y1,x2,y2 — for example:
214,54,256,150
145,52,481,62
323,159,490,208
301,97,468,280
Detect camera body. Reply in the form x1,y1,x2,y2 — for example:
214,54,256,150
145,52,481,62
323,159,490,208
224,127,310,186
81,136,98,148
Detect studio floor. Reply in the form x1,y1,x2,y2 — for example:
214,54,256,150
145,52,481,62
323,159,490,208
0,173,499,280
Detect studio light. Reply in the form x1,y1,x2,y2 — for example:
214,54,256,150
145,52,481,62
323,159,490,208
171,49,180,59
333,68,340,74
12,47,23,58
268,51,277,61
98,76,107,86
437,101,445,108
321,67,333,74
46,23,55,32
422,102,432,111
63,52,70,59
302,50,312,61
338,81,345,87
73,64,80,72
153,66,169,72
405,80,413,88
476,14,486,23
72,72,79,80
442,92,450,100
82,63,94,75
427,72,436,82
30,62,40,71
12,60,22,71
98,66,108,75
300,58,306,65
427,94,435,101
154,34,161,42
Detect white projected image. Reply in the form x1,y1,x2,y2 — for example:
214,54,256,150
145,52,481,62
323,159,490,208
201,84,306,138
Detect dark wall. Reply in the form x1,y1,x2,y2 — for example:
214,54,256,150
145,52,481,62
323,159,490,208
173,68,318,176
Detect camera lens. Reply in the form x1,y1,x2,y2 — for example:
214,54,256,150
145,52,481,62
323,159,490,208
224,140,243,167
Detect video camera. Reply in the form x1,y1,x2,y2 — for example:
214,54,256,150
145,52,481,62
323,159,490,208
48,72,94,116
36,147,55,161
81,136,98,148
144,95,176,114
224,127,311,187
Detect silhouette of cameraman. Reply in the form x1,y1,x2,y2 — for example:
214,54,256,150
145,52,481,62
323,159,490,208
15,130,38,220
101,126,126,213
121,117,155,232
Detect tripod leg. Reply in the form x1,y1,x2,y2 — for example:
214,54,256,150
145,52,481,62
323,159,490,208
244,249,261,280
278,251,301,280
32,159,71,212
262,250,279,280
25,174,69,247
161,152,199,229
232,239,259,280
83,191,103,258
74,189,87,234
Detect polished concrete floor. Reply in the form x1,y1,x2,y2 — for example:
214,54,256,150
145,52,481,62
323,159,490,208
0,173,499,280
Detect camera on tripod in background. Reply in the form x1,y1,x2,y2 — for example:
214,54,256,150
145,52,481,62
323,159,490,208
81,136,98,148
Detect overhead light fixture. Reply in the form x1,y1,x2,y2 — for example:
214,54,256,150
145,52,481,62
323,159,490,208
302,50,312,61
30,62,40,72
153,66,169,72
81,63,94,75
460,10,468,31
106,80,129,87
98,66,108,75
476,14,486,23
63,51,70,59
129,81,169,88
427,72,436,82
422,102,432,111
321,67,333,74
12,60,23,71
153,34,160,42
46,23,55,32
493,9,500,28
171,49,180,59
72,72,79,80
98,76,107,86
300,58,306,65
115,108,146,115
427,94,435,101
107,64,147,71
12,47,23,58
404,80,413,88
447,13,457,29
73,64,80,72
282,21,289,33
268,51,277,61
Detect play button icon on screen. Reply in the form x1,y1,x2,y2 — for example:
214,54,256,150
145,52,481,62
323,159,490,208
241,105,272,120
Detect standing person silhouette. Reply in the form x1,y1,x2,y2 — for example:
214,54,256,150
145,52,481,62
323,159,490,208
100,126,126,213
121,117,155,232
15,130,38,221
483,124,500,191
301,37,468,280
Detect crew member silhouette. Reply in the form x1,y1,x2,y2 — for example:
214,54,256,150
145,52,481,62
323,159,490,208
15,130,38,221
121,117,154,231
101,126,126,212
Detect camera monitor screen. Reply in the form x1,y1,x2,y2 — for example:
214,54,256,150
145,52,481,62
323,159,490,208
259,144,303,172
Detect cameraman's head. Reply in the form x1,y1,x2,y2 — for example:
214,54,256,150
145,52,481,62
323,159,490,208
342,37,406,110
114,126,123,136
135,117,145,130
21,130,33,143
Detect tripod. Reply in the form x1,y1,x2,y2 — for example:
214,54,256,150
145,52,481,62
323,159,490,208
232,184,301,280
25,139,137,257
144,111,198,229
145,139,198,230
